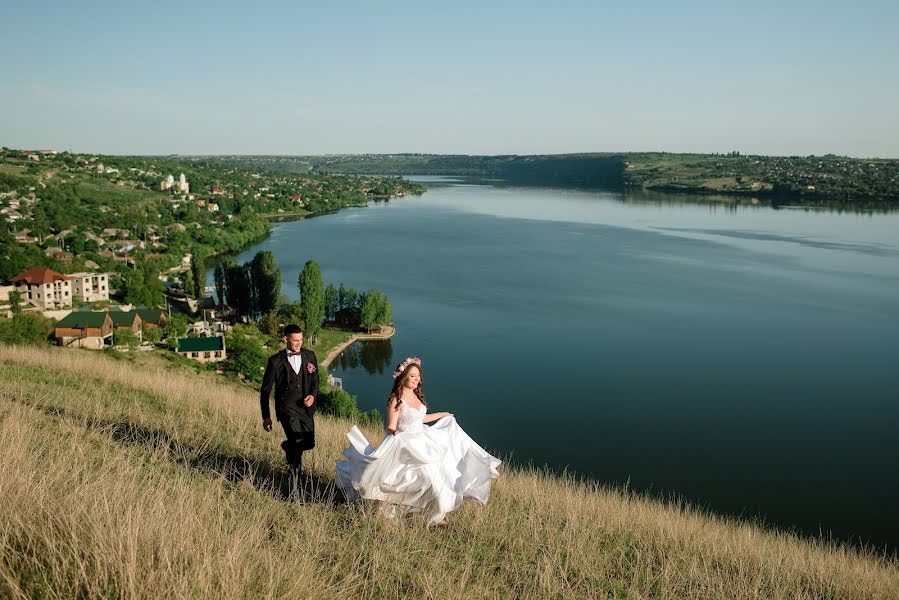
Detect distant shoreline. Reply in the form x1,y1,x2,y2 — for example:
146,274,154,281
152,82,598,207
218,153,899,206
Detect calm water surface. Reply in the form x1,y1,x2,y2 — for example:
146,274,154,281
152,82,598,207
237,178,899,551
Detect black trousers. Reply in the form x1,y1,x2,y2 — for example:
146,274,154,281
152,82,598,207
280,416,315,472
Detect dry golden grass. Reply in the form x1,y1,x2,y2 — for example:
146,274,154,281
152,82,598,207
1,344,897,599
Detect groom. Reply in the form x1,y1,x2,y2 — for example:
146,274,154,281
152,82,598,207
260,323,319,477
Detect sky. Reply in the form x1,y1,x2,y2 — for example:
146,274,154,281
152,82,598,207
2,1,898,157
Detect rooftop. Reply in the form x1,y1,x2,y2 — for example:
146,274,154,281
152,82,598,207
108,311,141,327
10,267,71,285
55,311,110,329
177,336,225,353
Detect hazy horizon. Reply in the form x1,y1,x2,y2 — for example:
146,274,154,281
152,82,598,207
3,1,897,158
10,149,899,160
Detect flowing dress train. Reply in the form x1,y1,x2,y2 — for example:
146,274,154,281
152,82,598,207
336,399,501,524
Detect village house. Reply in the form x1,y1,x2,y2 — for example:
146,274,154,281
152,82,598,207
0,284,16,303
83,232,105,246
108,309,143,340
69,272,110,302
43,247,74,262
200,303,236,323
14,229,38,243
135,307,167,329
177,336,226,363
10,267,72,309
1,206,23,221
113,256,136,267
54,311,113,349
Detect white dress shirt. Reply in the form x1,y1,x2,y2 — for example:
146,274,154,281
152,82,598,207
286,348,302,375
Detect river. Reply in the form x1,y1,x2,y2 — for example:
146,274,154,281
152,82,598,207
235,176,899,552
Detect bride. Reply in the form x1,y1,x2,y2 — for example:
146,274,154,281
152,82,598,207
336,357,501,525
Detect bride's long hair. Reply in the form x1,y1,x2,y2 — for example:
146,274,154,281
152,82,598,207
387,363,426,411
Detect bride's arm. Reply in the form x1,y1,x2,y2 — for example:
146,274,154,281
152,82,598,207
385,399,402,434
423,411,453,423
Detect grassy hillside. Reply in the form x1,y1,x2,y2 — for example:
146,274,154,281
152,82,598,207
1,344,896,599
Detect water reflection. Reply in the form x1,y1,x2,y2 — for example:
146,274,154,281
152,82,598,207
620,188,899,215
336,339,394,376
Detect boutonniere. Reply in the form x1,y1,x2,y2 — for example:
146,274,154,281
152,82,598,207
307,362,316,373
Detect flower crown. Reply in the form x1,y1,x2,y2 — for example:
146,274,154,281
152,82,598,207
392,356,422,379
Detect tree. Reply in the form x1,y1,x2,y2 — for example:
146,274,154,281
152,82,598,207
140,263,164,306
123,269,148,305
225,327,268,384
279,300,304,329
250,250,281,317
1,290,50,346
190,247,206,299
259,310,280,335
163,313,189,349
337,282,347,311
359,289,381,333
9,290,22,319
324,282,338,322
298,259,324,343
317,388,361,419
113,329,140,348
214,261,227,306
225,262,252,319
345,288,360,314
375,294,391,326
0,313,51,346
182,268,195,300
69,235,86,255
142,324,163,344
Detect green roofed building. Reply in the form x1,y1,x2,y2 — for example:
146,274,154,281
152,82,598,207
108,310,142,331
54,311,113,349
177,336,226,363
135,307,167,329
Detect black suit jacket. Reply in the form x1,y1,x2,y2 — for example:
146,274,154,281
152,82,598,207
260,348,319,423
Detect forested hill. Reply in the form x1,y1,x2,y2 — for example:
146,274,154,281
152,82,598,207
212,153,627,189
211,152,899,205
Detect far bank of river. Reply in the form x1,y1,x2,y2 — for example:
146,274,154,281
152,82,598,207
233,175,899,553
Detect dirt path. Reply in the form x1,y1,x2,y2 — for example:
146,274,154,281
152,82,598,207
320,325,395,369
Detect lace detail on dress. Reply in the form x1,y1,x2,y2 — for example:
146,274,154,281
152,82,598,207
396,399,426,433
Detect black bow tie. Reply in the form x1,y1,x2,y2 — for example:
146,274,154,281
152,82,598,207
288,351,301,357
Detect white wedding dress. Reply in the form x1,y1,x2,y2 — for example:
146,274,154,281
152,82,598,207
336,399,501,524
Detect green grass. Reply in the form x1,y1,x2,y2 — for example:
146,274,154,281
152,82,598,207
1,344,897,599
308,327,356,358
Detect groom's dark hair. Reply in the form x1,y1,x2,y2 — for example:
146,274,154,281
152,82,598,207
283,324,303,336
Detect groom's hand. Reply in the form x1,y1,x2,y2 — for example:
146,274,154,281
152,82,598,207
303,395,314,407
262,418,272,432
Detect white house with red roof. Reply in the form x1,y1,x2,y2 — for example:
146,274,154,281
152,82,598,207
10,267,72,309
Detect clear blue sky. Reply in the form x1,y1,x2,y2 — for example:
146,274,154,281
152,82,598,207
2,1,897,157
